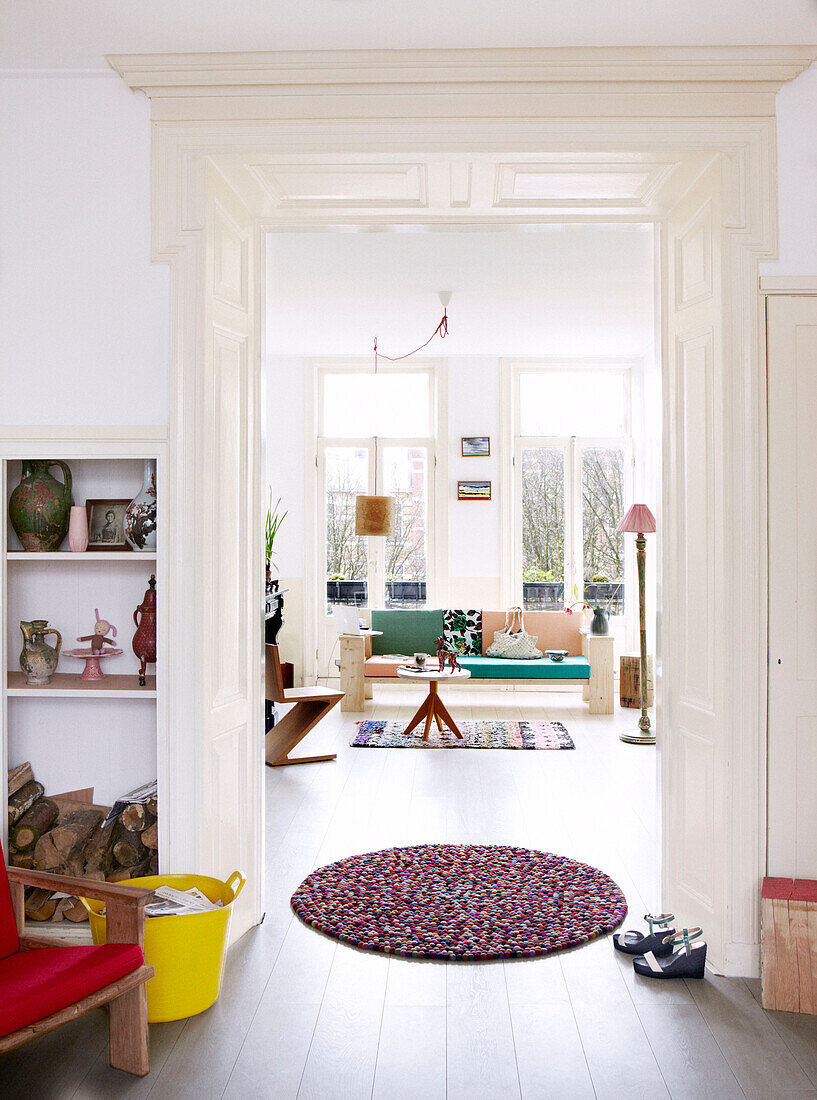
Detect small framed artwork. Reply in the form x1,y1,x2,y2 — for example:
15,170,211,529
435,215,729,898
457,480,492,501
86,499,130,551
461,436,491,458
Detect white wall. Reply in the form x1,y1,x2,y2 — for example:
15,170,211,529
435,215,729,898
760,62,817,277
447,358,502,608
0,75,169,425
0,74,168,809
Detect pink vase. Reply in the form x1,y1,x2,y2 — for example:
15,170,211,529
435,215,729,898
68,506,89,552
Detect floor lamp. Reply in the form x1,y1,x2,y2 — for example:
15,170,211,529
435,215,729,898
616,504,656,746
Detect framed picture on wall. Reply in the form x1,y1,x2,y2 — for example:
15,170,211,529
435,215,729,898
86,499,130,551
457,480,492,501
461,436,491,458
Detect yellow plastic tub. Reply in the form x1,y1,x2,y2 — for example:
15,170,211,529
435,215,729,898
81,871,246,1023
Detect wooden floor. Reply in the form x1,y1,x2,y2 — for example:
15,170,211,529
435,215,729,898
3,687,817,1098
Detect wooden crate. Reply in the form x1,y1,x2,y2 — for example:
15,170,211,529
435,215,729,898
761,876,817,1013
619,655,654,708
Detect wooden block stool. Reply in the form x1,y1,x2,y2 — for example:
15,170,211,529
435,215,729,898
619,654,654,708
761,876,817,1013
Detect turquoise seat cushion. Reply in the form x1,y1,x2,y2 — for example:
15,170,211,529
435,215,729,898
458,656,591,680
370,609,445,657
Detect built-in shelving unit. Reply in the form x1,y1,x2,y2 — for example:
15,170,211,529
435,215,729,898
1,435,167,899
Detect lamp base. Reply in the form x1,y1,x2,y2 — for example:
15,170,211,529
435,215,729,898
619,728,656,746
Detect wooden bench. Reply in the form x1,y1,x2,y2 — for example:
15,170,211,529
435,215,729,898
338,610,615,715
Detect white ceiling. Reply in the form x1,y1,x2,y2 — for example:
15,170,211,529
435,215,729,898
265,225,654,358
3,1,817,69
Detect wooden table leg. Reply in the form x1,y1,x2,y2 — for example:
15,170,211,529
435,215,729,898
422,681,438,741
435,694,464,739
404,691,431,736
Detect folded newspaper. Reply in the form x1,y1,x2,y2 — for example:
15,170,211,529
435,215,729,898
145,886,223,917
102,885,223,918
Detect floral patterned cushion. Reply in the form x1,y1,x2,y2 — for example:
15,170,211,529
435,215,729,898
443,609,482,656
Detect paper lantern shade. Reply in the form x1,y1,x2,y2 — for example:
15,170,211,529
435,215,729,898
616,503,656,534
355,495,396,537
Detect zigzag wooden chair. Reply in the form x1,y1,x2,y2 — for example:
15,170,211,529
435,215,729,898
265,644,344,767
0,847,154,1075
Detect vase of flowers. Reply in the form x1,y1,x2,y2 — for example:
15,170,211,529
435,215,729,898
125,459,157,551
564,583,615,634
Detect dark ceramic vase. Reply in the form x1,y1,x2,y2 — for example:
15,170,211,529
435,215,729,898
591,607,610,635
9,460,73,551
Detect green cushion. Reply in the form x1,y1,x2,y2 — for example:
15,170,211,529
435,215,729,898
458,656,591,680
370,609,445,657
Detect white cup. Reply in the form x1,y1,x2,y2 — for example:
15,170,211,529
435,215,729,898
413,652,427,669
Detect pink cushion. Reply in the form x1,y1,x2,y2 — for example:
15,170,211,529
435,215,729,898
0,842,20,961
364,657,405,678
0,943,145,1036
481,611,583,657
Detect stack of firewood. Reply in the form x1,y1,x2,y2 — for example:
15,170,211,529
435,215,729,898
7,763,159,923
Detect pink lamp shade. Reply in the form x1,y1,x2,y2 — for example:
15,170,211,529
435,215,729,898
617,504,656,534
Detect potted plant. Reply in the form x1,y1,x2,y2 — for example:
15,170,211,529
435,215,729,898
265,491,287,592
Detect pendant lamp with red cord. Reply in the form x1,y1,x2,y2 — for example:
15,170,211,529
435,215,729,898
354,294,450,537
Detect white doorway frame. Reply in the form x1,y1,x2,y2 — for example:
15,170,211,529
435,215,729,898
109,46,815,969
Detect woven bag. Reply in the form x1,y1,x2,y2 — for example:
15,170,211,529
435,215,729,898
485,607,543,660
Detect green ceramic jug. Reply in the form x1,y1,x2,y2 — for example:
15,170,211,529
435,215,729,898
19,620,62,684
9,460,73,551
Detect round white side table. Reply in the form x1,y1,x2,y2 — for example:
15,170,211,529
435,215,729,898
395,666,471,740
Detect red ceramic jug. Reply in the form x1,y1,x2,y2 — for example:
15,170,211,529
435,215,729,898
133,575,157,686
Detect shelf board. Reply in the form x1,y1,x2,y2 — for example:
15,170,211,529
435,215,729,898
7,672,156,699
6,551,156,562
23,919,93,944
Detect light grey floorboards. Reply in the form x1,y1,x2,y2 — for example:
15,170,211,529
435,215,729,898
2,686,815,1098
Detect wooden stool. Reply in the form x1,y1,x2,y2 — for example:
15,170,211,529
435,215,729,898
265,645,344,767
761,876,817,1013
620,654,654,708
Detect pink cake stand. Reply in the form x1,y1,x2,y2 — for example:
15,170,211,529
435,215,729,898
65,647,124,681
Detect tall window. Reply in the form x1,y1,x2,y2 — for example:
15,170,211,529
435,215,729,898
513,366,632,618
319,365,435,611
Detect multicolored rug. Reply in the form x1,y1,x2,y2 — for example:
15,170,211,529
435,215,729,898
291,843,626,960
352,719,574,750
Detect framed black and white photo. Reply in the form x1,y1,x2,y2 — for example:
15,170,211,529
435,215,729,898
457,480,492,501
86,499,130,551
461,436,491,458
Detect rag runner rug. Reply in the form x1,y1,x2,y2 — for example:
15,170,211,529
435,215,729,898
352,719,574,749
291,844,626,960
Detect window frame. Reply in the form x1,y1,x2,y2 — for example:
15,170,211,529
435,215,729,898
501,358,637,643
306,359,447,676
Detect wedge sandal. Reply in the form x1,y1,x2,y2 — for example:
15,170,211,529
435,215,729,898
613,912,676,957
633,927,707,979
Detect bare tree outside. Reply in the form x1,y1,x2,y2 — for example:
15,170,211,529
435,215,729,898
384,448,427,583
325,448,368,581
582,447,624,581
521,448,565,583
324,445,428,608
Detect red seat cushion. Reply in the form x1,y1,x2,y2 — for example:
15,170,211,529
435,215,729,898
0,943,144,1037
0,850,20,961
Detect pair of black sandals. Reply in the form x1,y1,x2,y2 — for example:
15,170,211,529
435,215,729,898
613,913,707,979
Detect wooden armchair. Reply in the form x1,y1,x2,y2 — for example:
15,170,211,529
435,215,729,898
0,850,154,1076
265,644,344,767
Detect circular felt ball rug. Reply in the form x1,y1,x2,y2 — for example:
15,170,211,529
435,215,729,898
290,843,627,960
